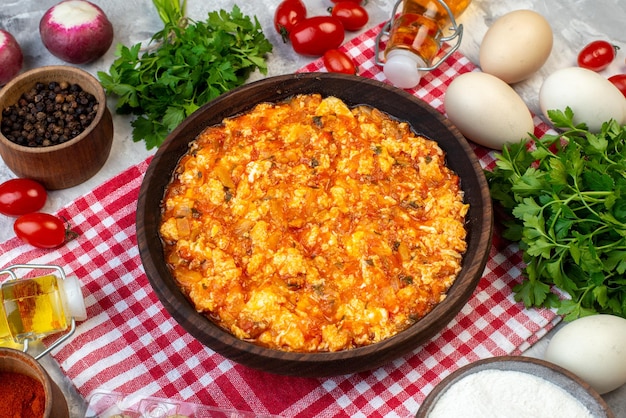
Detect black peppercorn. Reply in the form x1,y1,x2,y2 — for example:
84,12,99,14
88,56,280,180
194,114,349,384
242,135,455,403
1,80,99,147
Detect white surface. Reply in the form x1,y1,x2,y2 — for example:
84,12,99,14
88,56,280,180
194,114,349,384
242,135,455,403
2,0,626,414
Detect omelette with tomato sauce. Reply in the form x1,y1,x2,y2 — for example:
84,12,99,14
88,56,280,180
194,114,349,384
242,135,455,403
160,94,468,352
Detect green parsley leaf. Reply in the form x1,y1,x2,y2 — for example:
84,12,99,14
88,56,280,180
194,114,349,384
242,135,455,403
98,3,272,149
487,108,626,320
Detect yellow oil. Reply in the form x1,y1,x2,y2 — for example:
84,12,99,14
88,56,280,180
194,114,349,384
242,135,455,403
0,303,23,349
1,274,68,343
385,0,472,65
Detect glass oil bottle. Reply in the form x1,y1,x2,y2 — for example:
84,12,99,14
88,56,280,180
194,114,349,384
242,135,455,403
375,0,471,88
0,264,87,356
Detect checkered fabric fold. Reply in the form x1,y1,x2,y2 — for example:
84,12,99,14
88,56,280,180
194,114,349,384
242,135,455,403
0,23,559,418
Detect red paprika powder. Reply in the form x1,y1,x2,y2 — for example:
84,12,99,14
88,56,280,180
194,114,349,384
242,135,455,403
0,371,45,418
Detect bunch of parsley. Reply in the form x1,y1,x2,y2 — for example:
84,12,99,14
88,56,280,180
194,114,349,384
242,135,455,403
486,108,626,321
98,2,273,149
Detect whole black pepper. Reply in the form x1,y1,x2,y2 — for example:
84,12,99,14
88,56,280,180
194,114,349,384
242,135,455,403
1,81,99,147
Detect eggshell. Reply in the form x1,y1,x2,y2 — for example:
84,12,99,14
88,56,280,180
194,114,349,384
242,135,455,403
539,67,626,133
545,314,626,394
444,72,534,150
479,10,553,84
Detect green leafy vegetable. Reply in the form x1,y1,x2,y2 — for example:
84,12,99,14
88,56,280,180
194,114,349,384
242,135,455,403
98,2,273,149
486,108,626,321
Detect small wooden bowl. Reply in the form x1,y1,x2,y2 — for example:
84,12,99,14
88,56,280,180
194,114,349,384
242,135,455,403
0,347,69,418
137,73,493,377
0,65,113,190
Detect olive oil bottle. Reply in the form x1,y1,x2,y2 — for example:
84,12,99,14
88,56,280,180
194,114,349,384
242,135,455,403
379,0,471,88
0,272,86,347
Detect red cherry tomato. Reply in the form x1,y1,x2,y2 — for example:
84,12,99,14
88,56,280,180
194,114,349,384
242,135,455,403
323,49,357,74
608,74,626,97
577,40,619,71
289,16,345,56
274,0,307,41
0,178,47,217
330,2,369,32
14,212,74,249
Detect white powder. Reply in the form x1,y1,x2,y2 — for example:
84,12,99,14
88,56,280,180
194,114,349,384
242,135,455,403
427,369,594,418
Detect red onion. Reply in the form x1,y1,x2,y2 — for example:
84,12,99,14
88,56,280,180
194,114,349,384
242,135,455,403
0,30,24,86
39,0,114,64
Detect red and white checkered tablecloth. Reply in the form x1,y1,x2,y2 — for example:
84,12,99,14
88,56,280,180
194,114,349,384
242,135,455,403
0,23,559,417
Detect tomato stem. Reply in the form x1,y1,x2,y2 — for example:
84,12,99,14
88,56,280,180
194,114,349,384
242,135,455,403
61,216,80,243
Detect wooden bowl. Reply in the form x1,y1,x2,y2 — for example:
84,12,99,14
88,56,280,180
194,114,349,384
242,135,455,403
136,73,493,377
0,347,69,418
0,65,113,190
416,356,614,417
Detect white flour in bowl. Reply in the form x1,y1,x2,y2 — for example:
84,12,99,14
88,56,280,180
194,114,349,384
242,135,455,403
428,369,594,418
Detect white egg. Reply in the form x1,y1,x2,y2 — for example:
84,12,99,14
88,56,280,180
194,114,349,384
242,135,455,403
479,10,553,84
444,72,534,150
539,67,626,133
545,314,626,394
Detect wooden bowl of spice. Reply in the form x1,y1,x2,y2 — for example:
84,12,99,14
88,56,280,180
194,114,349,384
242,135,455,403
0,65,113,190
0,347,69,418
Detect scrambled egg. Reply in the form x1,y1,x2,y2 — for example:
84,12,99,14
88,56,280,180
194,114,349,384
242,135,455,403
160,94,468,352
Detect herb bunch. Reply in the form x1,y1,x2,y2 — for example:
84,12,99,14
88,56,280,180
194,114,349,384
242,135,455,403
487,108,626,320
98,2,273,149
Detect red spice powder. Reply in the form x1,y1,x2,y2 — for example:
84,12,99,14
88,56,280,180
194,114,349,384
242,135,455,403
0,371,45,418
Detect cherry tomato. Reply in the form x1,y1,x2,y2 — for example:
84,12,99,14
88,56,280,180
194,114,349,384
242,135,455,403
608,74,626,97
274,0,307,41
323,49,357,74
330,2,369,32
289,16,345,56
577,40,619,72
0,178,47,217
14,212,75,249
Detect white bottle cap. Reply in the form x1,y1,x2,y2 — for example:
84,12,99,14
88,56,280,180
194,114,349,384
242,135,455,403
383,49,427,89
58,276,88,322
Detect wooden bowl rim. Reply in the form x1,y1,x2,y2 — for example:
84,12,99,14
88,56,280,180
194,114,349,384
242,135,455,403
137,72,494,375
0,65,108,154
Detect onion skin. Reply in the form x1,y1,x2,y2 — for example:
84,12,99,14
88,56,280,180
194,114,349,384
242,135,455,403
0,30,24,86
39,0,114,64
